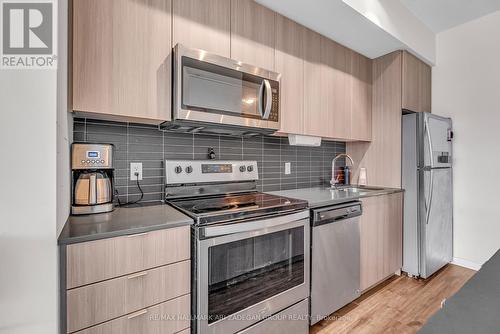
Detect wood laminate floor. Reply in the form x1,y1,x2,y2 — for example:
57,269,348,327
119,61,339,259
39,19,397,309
310,264,476,334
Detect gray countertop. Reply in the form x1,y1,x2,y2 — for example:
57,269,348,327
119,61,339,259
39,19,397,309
419,250,499,334
267,186,404,208
58,202,193,245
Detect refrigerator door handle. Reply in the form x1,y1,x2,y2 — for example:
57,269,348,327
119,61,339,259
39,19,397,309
424,116,434,168
425,169,434,225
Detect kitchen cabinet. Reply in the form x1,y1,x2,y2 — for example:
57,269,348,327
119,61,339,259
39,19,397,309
67,261,190,333
325,39,353,140
74,295,190,334
62,226,191,334
347,51,402,188
66,226,190,289
350,51,373,141
275,15,305,136
230,0,276,70
303,29,327,137
173,0,231,57
360,192,403,291
402,51,432,113
72,0,172,124
303,32,368,141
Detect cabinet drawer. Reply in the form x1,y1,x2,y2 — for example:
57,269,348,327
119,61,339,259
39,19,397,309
76,294,190,334
67,226,190,289
67,260,190,333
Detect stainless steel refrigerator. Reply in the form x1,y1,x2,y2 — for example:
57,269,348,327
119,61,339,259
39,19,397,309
402,112,453,279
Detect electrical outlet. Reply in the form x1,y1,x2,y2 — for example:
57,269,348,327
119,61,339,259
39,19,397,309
284,162,291,175
130,162,143,181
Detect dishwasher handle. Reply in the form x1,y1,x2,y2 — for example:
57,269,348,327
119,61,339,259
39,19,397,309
313,201,362,227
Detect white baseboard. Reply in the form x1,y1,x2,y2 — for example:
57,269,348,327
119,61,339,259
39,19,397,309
451,257,482,271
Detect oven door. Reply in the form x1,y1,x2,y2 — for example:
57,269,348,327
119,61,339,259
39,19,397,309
196,211,310,334
174,44,280,131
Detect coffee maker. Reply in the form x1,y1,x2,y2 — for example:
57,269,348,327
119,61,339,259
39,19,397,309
71,143,115,215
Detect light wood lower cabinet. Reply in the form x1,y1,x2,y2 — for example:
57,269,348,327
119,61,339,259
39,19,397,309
75,294,191,334
66,226,190,289
360,193,403,291
67,261,190,333
63,227,191,334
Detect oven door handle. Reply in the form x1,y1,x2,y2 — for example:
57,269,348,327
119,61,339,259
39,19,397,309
201,210,309,238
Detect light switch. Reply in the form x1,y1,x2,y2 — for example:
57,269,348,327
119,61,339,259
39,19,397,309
285,162,291,175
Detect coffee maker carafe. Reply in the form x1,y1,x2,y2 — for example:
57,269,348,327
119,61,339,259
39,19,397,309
71,143,114,215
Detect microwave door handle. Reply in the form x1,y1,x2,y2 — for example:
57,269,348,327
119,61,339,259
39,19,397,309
262,79,272,120
258,80,265,118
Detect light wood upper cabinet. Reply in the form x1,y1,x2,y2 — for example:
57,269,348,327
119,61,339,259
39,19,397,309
275,15,305,136
303,29,327,137
324,39,353,140
350,52,372,141
173,0,231,57
230,0,275,70
72,0,172,124
402,51,432,113
360,192,403,291
347,51,402,188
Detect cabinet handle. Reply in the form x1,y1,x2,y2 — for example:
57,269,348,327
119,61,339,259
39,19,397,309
126,232,148,238
127,271,148,280
127,309,148,320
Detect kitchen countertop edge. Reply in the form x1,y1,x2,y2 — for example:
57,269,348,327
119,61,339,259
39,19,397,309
267,187,405,209
58,203,193,246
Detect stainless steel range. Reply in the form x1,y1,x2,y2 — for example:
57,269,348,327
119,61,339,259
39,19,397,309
165,160,310,334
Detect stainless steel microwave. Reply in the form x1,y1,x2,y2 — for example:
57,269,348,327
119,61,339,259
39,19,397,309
167,44,281,136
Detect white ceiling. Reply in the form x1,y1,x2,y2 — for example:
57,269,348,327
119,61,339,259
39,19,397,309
255,0,404,59
400,0,500,33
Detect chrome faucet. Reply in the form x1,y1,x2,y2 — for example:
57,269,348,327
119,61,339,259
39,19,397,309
330,153,354,187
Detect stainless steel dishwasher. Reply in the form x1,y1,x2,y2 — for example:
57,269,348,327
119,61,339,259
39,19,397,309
310,201,362,325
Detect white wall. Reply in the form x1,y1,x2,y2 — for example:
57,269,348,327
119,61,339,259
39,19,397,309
57,0,71,236
0,0,69,332
433,10,500,268
0,63,58,334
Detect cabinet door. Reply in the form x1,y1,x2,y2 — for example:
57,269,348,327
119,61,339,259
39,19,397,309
72,0,171,123
322,39,352,140
402,51,432,113
173,0,230,57
275,15,305,135
75,294,190,334
66,227,190,289
360,193,403,291
384,192,403,277
67,261,190,333
303,29,327,137
360,196,383,291
230,0,275,70
350,52,372,141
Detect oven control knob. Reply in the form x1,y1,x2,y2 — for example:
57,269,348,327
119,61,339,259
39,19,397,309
247,165,254,172
239,165,246,172
174,166,183,174
185,166,193,174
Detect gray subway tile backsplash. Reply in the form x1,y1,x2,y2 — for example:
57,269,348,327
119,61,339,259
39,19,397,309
73,118,346,202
